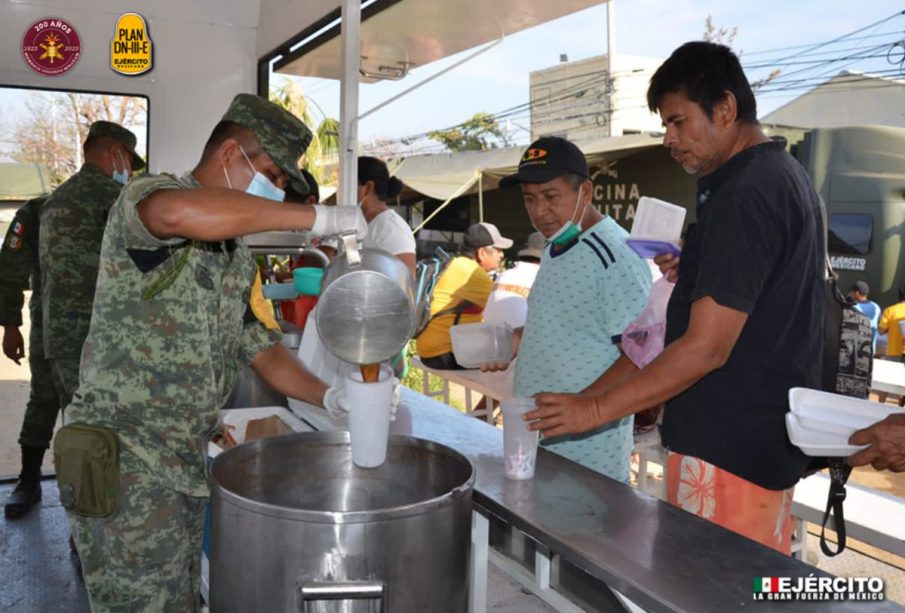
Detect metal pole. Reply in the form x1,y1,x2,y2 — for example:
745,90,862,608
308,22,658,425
606,0,616,137
338,0,361,206
478,172,484,222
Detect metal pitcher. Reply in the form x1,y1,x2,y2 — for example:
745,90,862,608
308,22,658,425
316,233,415,365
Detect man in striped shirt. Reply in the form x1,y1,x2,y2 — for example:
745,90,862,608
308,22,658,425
496,136,652,480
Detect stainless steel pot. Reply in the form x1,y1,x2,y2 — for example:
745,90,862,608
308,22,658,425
316,235,415,365
210,431,474,612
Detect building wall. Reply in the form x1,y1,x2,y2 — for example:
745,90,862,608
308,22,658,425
529,54,663,143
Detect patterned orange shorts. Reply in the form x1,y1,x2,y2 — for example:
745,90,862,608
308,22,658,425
666,452,795,555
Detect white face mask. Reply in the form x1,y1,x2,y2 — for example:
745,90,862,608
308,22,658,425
223,146,285,202
112,150,129,185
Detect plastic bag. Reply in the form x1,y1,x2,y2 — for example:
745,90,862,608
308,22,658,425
622,278,674,368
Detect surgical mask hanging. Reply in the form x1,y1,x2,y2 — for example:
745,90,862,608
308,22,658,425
224,146,286,202
112,150,129,186
548,185,584,246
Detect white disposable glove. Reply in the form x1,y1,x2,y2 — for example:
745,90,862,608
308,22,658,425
311,205,368,240
323,377,401,421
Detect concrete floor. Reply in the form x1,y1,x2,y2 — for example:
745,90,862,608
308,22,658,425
0,480,89,612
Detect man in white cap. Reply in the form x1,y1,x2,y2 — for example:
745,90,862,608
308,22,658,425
483,232,544,329
416,222,512,369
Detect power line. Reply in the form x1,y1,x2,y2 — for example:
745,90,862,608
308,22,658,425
741,29,905,57
339,12,905,152
758,9,904,66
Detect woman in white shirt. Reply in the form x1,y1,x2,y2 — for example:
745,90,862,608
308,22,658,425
358,156,417,275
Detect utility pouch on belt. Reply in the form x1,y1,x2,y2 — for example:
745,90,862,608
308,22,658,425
53,424,119,517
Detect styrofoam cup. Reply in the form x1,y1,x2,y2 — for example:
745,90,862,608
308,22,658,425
500,397,539,480
450,322,513,368
346,364,394,468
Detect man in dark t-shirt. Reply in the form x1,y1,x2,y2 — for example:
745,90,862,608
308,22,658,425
523,41,825,555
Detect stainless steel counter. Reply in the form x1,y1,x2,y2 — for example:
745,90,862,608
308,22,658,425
289,389,901,612
395,389,899,612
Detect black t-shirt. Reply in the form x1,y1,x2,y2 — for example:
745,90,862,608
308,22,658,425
661,138,825,491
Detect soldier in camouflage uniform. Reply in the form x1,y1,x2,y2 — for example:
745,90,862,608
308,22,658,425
1,195,63,518
38,121,145,408
62,94,366,611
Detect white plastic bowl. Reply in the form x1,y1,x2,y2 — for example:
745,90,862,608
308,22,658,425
450,322,512,369
785,412,868,457
788,387,901,436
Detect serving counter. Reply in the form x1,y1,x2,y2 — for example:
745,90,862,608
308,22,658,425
285,389,900,612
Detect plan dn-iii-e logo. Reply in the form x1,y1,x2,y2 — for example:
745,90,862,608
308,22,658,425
22,18,81,76
111,13,153,76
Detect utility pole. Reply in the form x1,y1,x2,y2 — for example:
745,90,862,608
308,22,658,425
606,0,616,137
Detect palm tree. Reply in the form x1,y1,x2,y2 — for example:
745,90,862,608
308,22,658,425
269,79,340,188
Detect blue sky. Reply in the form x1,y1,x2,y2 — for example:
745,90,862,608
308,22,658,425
281,0,904,149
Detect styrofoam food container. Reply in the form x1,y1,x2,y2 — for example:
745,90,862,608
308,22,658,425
629,196,686,242
788,387,901,436
450,322,512,368
785,412,868,457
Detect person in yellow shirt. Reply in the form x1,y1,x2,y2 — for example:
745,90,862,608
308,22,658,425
879,285,905,361
416,222,512,369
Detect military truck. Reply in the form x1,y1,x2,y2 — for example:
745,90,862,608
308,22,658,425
794,125,905,307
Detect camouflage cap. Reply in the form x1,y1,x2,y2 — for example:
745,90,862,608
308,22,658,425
86,121,145,170
221,93,312,192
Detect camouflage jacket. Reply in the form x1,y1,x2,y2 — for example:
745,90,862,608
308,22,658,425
39,164,121,359
0,196,47,326
67,172,282,496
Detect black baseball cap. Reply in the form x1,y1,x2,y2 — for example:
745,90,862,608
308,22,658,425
499,136,589,188
851,281,870,295
464,222,513,250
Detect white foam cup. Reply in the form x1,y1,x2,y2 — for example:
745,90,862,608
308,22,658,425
346,364,394,468
500,397,540,480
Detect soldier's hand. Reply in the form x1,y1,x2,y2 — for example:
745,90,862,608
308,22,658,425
2,325,25,365
310,205,368,240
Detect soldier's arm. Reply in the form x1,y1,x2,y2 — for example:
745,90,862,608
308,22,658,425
0,198,42,327
138,187,317,241
251,343,328,408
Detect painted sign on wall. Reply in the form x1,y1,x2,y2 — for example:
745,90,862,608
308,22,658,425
111,13,153,76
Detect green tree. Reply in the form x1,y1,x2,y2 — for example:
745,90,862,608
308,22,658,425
427,112,507,152
269,79,340,187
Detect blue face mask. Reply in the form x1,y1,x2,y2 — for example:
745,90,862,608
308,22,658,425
112,150,129,186
223,146,286,202
548,185,584,246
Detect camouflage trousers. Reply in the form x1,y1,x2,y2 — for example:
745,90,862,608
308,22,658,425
48,357,80,408
67,449,205,613
17,313,62,449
